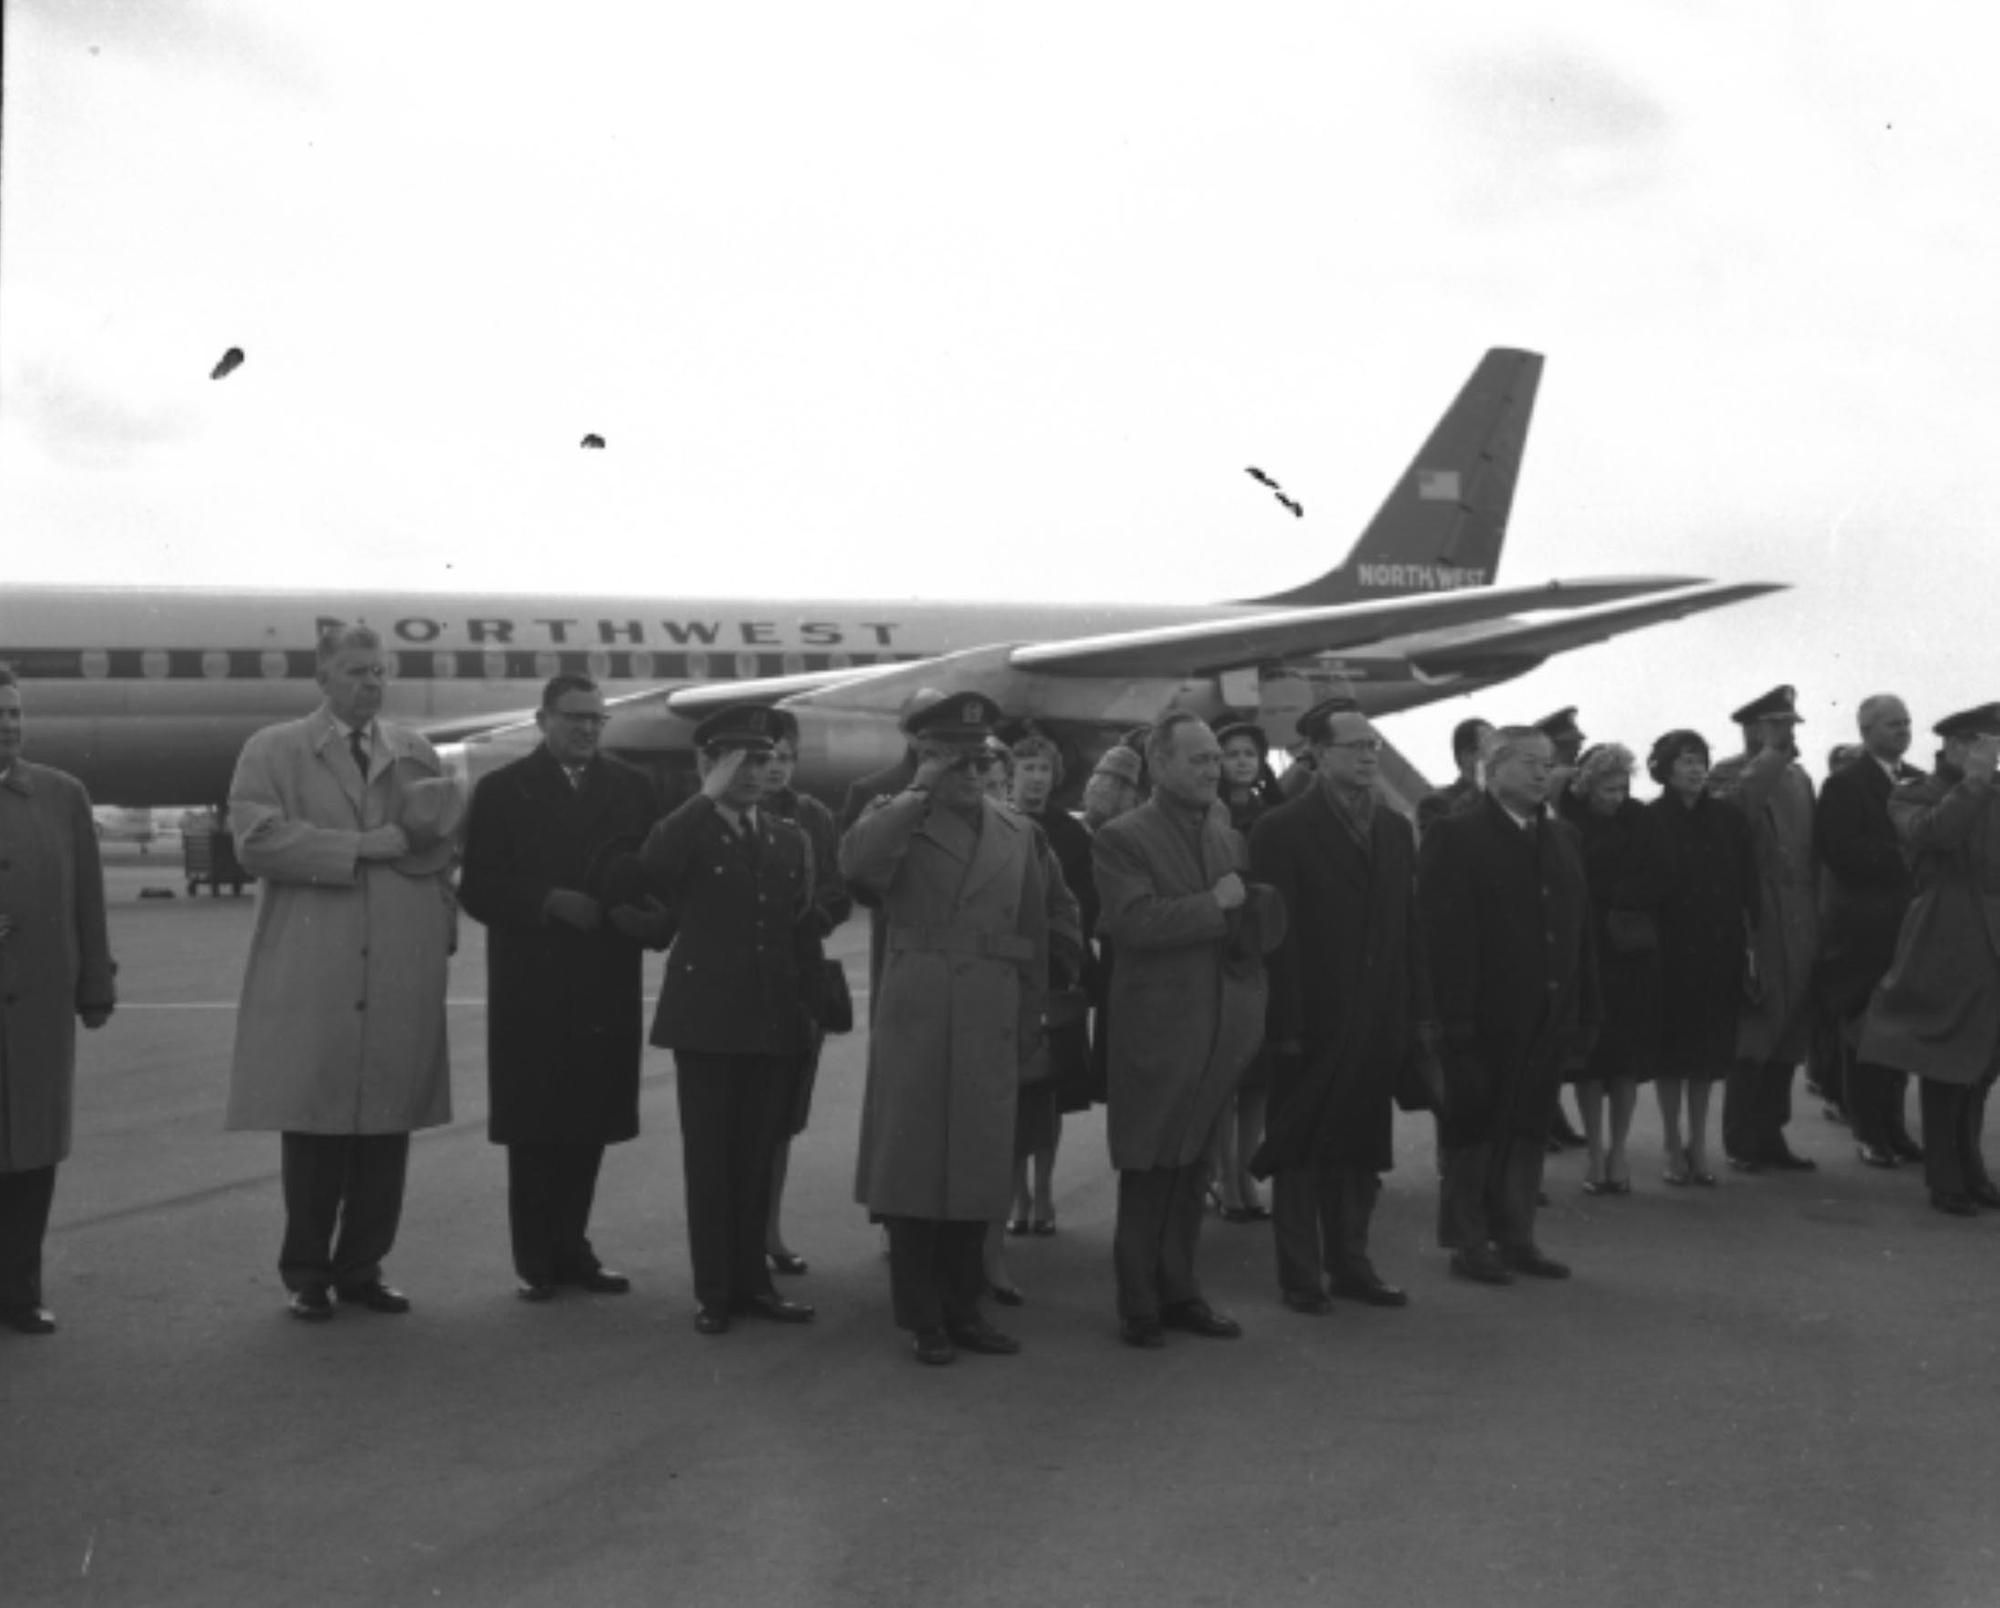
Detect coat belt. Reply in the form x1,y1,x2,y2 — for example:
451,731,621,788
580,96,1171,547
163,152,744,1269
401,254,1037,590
888,925,1034,963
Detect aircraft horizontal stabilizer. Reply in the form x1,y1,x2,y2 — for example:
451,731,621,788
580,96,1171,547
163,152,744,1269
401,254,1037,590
1007,575,1706,679
1403,582,1787,677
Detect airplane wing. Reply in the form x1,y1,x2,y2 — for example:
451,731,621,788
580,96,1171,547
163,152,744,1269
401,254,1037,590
1403,582,1788,677
1005,574,1703,679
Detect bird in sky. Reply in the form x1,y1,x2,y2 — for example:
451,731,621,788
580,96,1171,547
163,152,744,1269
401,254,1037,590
1245,466,1278,488
1275,492,1303,518
580,433,605,449
210,347,244,380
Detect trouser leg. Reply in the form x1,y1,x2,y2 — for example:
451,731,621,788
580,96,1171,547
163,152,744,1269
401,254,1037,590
886,1217,945,1332
675,1055,734,1312
553,1143,607,1278
0,1165,58,1311
1765,1058,1797,1151
1271,1167,1325,1296
1156,1161,1208,1309
727,1058,793,1303
939,1220,989,1328
1113,1169,1171,1320
507,1143,560,1282
329,1133,410,1290
1327,1167,1380,1284
279,1133,349,1291
1491,1134,1547,1253
1962,1073,1996,1192
1847,1053,1891,1151
1722,1061,1760,1160
1438,1143,1490,1252
1921,1079,1968,1197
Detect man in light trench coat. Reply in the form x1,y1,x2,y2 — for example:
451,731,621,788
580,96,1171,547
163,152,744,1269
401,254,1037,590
842,692,1080,1366
226,625,460,1321
0,667,117,1336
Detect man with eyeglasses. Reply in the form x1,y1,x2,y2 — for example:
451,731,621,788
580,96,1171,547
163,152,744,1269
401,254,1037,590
1419,725,1600,1284
459,675,671,1302
1251,702,1435,1315
643,704,819,1336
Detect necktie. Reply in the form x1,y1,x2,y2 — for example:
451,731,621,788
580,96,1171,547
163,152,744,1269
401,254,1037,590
349,727,369,782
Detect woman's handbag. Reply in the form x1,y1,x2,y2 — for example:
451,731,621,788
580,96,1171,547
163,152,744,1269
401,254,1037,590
1604,908,1659,956
817,958,855,1034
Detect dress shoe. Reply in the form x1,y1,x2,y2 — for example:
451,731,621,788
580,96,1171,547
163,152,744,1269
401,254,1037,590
1448,1247,1513,1286
566,1267,631,1295
946,1317,1021,1355
988,1282,1026,1308
1889,1132,1926,1163
1856,1143,1899,1170
288,1287,334,1322
1332,1274,1409,1308
766,1251,809,1277
335,1280,411,1314
1501,1246,1572,1280
1969,1182,2000,1210
694,1306,732,1334
1930,1192,1978,1218
2,1304,58,1335
1160,1299,1242,1339
1727,1154,1765,1174
516,1279,558,1303
1765,1145,1818,1172
733,1292,815,1324
911,1328,956,1365
1119,1316,1166,1349
1282,1289,1333,1315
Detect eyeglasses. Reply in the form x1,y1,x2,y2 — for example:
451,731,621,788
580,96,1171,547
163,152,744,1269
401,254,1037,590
1329,738,1384,753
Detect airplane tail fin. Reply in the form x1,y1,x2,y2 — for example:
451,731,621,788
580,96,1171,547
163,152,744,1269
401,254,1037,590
1242,347,1543,607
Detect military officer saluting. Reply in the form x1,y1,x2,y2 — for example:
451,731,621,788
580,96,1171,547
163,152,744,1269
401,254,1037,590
642,705,817,1335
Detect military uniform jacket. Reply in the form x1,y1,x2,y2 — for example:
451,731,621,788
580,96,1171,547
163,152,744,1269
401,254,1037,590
457,747,666,1144
1418,794,1601,1141
642,794,813,1057
1708,749,1818,1062
1815,755,1924,1013
1859,770,2000,1086
1250,784,1430,1174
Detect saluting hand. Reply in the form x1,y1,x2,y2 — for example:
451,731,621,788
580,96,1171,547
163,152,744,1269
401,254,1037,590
701,749,749,801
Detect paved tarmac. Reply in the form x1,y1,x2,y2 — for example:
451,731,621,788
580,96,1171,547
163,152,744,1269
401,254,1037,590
7,863,2000,1608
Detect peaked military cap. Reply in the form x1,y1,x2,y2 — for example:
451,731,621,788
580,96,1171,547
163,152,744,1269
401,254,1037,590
902,690,1006,742
1213,720,1270,756
1934,702,2000,740
1534,706,1585,745
692,703,786,754
1731,685,1802,725
1295,694,1362,742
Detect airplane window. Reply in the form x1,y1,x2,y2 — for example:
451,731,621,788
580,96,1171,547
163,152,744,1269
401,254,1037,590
631,651,655,680
782,652,804,674
535,651,560,679
260,651,286,680
142,650,169,680
432,651,456,681
587,650,610,680
828,651,851,670
687,651,709,679
82,651,110,679
735,651,759,679
483,651,507,682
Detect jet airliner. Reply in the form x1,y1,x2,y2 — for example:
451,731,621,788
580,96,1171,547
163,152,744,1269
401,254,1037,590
0,349,1782,807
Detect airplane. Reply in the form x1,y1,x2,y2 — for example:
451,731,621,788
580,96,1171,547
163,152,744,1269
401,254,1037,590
0,348,1783,810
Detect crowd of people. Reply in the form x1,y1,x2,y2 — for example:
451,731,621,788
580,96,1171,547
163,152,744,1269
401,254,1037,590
3,638,1998,1366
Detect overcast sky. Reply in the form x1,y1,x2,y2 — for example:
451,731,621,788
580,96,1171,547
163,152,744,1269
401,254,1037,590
4,1,1996,780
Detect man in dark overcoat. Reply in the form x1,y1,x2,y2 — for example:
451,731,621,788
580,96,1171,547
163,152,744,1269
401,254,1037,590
1251,703,1433,1313
1419,725,1600,1283
1815,694,1925,1168
1415,716,1493,838
642,704,817,1335
1708,684,1820,1173
1095,713,1285,1348
0,668,116,1336
458,674,670,1301
1859,705,2000,1215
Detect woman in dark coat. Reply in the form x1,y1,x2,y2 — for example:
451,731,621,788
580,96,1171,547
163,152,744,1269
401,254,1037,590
1644,729,1758,1185
1211,723,1288,1221
1566,745,1669,1194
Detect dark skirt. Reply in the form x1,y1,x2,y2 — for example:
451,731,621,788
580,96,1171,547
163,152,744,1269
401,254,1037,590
783,1033,825,1138
1014,1081,1060,1158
